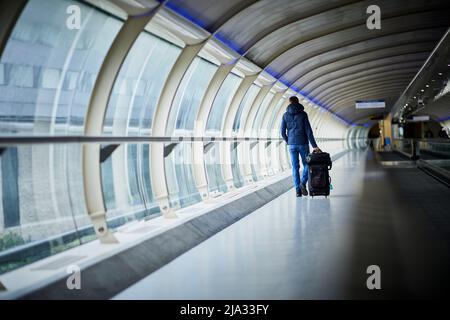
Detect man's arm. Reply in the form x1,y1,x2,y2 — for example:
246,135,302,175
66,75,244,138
280,115,288,143
304,114,319,149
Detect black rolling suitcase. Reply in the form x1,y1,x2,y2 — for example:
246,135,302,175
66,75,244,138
306,151,332,197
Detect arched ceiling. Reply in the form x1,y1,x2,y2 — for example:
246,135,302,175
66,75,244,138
150,0,450,125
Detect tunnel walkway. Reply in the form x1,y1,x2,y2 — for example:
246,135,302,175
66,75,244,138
1,0,450,302
114,149,450,299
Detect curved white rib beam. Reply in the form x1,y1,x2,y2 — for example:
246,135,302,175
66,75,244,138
220,74,259,189
268,97,290,174
258,92,284,178
83,10,160,243
150,42,205,218
239,85,272,183
193,63,235,201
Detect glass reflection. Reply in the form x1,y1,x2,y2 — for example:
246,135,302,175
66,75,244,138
165,57,217,208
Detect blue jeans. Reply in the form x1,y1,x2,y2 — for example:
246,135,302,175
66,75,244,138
288,144,310,190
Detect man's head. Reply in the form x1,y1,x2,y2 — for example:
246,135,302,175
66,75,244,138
289,96,299,104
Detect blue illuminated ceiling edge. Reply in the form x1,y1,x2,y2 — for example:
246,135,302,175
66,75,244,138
162,1,355,126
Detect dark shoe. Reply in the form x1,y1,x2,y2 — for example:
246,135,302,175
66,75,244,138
296,189,302,197
300,184,308,196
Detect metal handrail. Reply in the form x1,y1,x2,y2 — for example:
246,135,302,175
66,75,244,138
0,136,348,146
0,136,281,146
392,138,450,160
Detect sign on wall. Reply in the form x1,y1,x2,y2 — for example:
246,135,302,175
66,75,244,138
355,100,386,109
407,115,430,122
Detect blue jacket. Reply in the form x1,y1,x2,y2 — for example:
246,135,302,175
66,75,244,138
280,103,318,148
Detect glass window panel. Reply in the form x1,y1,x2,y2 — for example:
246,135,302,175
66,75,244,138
206,73,242,132
165,57,217,208
252,92,274,130
266,98,285,175
127,144,142,206
249,92,274,181
1,148,20,228
0,144,94,275
64,70,78,91
41,68,60,89
102,151,116,210
0,0,122,274
165,142,202,209
167,57,217,134
231,142,244,187
9,65,34,88
232,84,260,133
204,73,241,193
251,142,262,181
101,143,160,230
205,142,227,194
231,84,260,188
0,0,122,136
265,141,274,176
0,63,4,85
100,32,180,226
140,144,156,208
103,32,180,136
268,98,285,131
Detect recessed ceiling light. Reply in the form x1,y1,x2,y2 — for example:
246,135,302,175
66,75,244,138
438,72,443,76
425,84,429,87
421,89,425,92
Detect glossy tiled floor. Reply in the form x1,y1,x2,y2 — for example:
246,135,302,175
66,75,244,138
114,150,371,299
115,150,450,299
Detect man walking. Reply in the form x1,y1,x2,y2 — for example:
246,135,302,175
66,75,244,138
280,96,321,197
